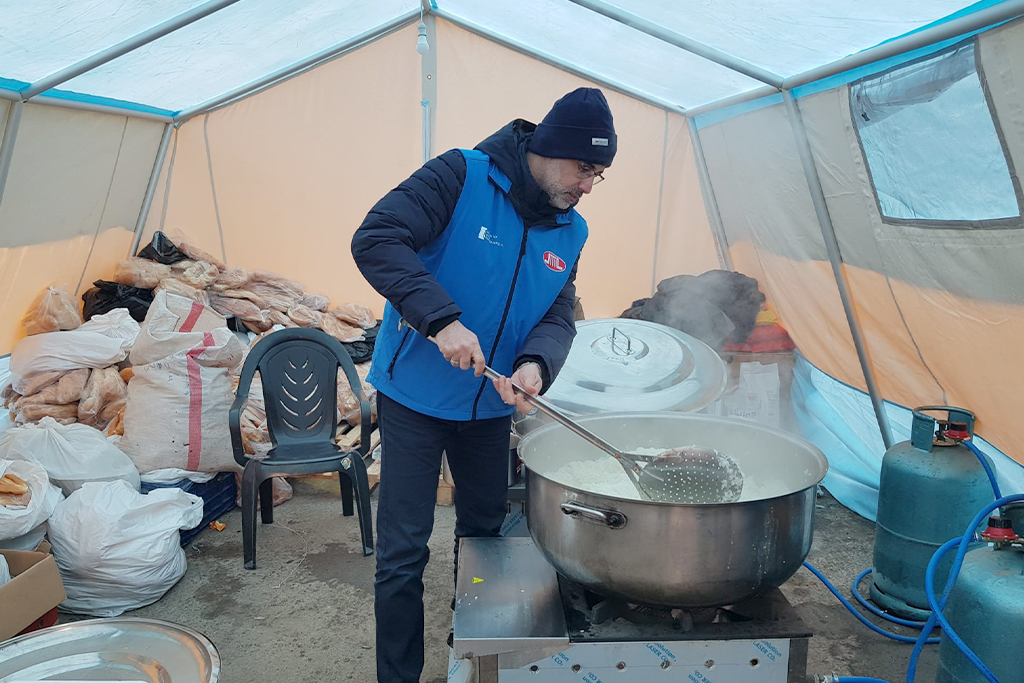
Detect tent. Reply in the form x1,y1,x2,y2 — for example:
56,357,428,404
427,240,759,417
2,0,1023,517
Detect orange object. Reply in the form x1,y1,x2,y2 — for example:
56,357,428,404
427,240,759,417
209,521,227,532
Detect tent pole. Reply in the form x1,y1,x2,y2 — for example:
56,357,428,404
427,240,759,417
0,100,25,216
21,0,242,100
433,10,687,116
564,0,782,88
420,10,438,163
782,90,894,449
784,0,1024,88
175,11,419,122
688,1,1024,120
130,122,174,257
686,116,732,271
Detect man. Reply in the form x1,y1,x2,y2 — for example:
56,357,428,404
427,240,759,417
351,87,617,683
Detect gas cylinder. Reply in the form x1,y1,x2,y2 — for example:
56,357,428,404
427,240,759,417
870,406,997,620
935,514,1024,683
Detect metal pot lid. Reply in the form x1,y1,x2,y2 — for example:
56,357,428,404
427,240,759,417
0,617,220,682
544,319,727,414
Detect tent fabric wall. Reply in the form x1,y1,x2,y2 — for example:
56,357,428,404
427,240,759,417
0,105,162,354
141,26,421,315
0,105,163,247
433,19,719,319
792,353,1024,521
699,18,1024,464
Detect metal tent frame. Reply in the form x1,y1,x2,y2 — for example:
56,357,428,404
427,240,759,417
2,0,1024,444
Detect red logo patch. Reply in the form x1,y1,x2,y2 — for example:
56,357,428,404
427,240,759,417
543,251,566,272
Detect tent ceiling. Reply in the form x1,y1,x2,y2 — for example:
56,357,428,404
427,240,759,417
0,0,209,85
589,0,976,77
0,0,1014,115
439,0,765,109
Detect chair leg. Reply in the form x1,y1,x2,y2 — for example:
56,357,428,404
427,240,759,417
340,454,374,556
259,477,274,525
339,473,354,517
241,461,261,570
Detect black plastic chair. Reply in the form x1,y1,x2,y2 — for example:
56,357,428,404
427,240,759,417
229,327,374,569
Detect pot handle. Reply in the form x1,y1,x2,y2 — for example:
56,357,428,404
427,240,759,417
561,502,627,529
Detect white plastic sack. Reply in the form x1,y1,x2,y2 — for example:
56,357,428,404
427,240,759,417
9,309,140,394
122,292,244,474
48,480,203,617
0,460,63,541
720,362,781,428
0,555,11,587
0,417,140,495
0,523,48,551
140,468,217,485
130,291,235,366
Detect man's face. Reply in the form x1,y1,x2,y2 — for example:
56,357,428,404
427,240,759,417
533,158,607,210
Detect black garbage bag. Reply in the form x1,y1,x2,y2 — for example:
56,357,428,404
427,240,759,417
618,270,765,352
137,231,188,264
81,281,155,322
341,323,380,364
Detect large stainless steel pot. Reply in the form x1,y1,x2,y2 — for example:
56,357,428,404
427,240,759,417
519,412,828,607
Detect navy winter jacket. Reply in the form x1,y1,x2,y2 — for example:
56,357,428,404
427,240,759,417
351,120,586,420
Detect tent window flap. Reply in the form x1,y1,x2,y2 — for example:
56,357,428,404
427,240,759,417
851,41,1021,226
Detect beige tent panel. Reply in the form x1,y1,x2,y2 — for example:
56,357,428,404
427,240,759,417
144,26,422,315
0,235,92,352
0,104,162,247
0,100,8,140
434,20,717,318
978,18,1024,180
700,38,1024,464
653,113,722,285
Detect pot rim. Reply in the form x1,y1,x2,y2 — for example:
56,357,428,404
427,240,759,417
518,411,829,508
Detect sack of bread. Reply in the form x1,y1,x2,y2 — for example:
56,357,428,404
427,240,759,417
0,472,31,507
0,417,140,495
0,459,63,546
22,286,82,336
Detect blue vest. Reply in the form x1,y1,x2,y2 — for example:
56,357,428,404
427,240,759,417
367,149,588,421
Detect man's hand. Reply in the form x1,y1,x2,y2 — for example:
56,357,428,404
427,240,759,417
493,362,543,414
431,320,486,376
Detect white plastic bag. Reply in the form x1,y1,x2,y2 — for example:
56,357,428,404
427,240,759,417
140,468,217,485
0,555,11,588
0,417,140,495
10,309,140,394
0,459,63,542
122,292,244,474
721,361,781,427
48,480,203,616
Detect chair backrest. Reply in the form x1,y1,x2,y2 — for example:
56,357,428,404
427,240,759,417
237,328,365,458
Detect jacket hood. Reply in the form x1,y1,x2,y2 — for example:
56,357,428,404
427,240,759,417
474,119,568,227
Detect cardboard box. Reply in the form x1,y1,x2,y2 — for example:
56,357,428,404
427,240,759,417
0,544,66,642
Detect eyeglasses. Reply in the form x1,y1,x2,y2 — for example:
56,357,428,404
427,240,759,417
576,162,606,185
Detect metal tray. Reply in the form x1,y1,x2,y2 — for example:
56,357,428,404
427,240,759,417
0,618,220,682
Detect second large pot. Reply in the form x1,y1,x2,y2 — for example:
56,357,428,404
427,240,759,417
519,412,828,607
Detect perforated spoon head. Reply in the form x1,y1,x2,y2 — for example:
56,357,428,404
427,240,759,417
636,447,744,504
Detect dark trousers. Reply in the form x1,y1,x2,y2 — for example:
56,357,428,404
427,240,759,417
374,393,511,683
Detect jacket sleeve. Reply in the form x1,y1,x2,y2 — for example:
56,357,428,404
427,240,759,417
350,149,467,337
514,258,579,393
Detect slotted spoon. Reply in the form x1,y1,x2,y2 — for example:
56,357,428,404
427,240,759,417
482,366,744,504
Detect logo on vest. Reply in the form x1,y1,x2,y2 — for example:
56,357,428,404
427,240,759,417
543,251,566,272
478,226,503,247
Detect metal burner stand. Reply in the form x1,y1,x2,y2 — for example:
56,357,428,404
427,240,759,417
450,537,810,683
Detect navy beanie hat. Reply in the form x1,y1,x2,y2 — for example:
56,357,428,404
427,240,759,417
529,87,617,166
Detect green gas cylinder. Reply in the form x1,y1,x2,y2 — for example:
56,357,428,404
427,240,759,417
870,407,997,620
935,514,1024,683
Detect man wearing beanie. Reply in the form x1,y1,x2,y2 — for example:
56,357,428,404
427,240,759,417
351,87,616,683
